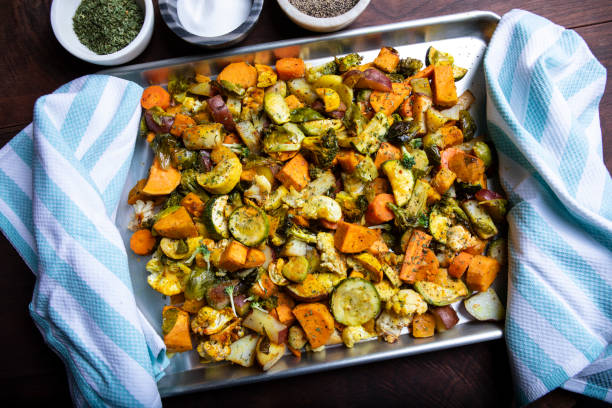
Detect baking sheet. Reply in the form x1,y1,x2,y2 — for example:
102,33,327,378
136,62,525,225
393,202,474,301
103,10,503,397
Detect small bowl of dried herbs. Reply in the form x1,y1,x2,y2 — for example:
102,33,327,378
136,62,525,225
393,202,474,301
51,0,154,66
277,0,370,32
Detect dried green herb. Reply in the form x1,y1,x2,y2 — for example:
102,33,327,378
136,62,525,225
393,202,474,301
73,0,144,55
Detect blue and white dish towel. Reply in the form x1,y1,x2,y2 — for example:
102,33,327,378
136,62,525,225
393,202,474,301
485,9,611,406
0,9,610,408
0,75,168,407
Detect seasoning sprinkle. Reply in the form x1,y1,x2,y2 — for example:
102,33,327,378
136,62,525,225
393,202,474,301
73,0,144,55
289,0,359,18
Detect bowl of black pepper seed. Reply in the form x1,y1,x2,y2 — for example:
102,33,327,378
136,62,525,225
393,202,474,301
277,0,370,32
51,0,154,66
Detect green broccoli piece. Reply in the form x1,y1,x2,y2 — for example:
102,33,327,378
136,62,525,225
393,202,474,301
398,57,423,76
335,191,368,222
386,73,405,83
306,61,339,82
387,202,429,232
286,223,318,244
301,129,339,169
400,146,416,169
335,53,363,72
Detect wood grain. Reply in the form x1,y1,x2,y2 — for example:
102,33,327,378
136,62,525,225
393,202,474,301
0,0,610,406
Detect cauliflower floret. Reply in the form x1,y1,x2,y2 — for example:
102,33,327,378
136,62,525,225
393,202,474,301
446,224,476,252
191,307,235,336
316,232,347,276
282,187,306,209
373,280,399,302
301,195,342,222
197,340,231,362
376,310,413,343
244,175,271,205
128,200,155,231
209,320,245,345
386,289,428,316
146,257,190,296
341,326,376,348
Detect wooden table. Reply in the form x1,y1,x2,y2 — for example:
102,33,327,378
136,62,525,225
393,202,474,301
0,1,609,406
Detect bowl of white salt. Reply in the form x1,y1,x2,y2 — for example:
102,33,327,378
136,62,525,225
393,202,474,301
159,0,264,48
277,0,370,32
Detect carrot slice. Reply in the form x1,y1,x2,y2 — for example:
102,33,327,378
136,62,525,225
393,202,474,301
130,229,156,255
141,85,170,110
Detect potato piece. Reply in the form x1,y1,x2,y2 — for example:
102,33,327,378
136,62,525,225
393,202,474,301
464,288,505,321
256,336,286,371
228,334,259,367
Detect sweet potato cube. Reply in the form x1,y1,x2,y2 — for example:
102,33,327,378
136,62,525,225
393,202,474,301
219,240,248,272
276,57,305,80
431,167,457,195
448,251,473,278
336,149,362,173
284,94,304,110
412,312,435,338
272,304,296,326
370,177,390,194
399,230,433,284
292,303,334,349
170,113,195,137
373,47,400,73
374,142,401,170
432,65,458,107
217,62,257,89
275,153,310,191
142,158,181,196
163,306,193,353
244,248,266,268
153,206,198,239
333,221,378,253
180,192,205,218
466,255,500,292
439,125,463,148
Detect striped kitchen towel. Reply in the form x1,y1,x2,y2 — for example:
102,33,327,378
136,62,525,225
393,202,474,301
0,75,168,407
484,9,611,405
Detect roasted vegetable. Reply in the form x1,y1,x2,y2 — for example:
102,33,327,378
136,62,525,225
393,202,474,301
335,53,363,72
135,45,507,367
398,57,423,76
301,129,339,169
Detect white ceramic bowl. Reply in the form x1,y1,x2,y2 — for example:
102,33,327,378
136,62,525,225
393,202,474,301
277,0,370,32
50,0,154,66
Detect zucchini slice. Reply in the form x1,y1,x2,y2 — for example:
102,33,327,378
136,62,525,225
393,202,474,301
331,278,381,326
203,195,230,240
228,205,270,247
414,279,468,306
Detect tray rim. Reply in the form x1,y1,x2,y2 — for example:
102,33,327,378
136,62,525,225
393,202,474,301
104,10,504,398
99,10,501,77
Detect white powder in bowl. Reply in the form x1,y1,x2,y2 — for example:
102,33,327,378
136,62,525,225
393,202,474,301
177,0,252,37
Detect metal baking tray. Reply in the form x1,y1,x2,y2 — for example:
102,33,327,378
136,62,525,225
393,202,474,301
103,10,503,398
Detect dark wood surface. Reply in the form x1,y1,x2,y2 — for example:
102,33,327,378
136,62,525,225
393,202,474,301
0,1,610,406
